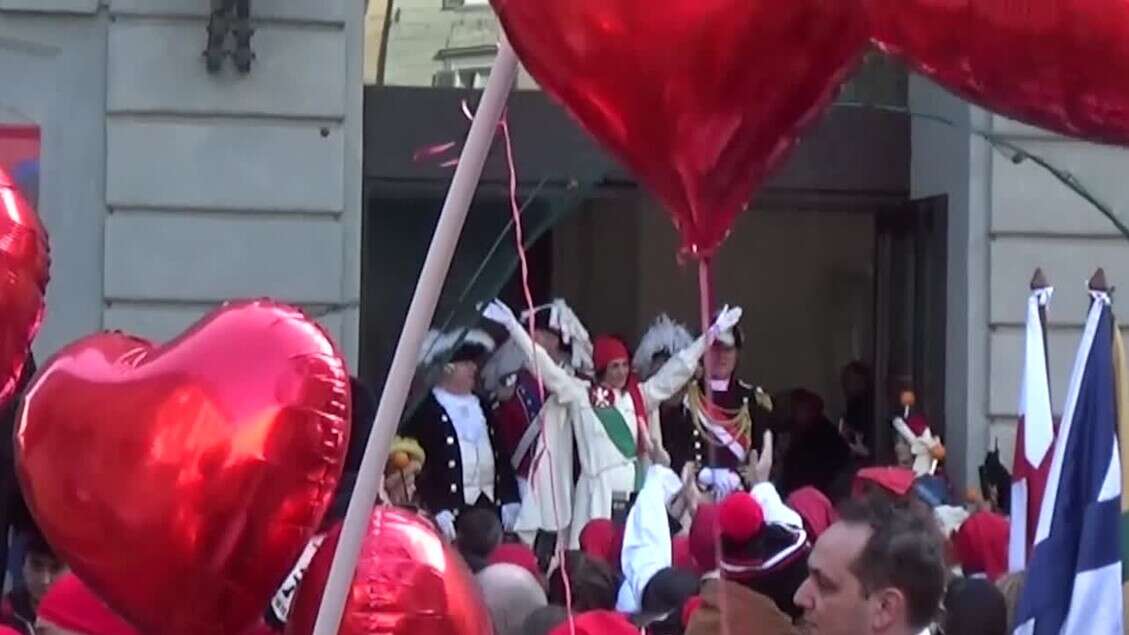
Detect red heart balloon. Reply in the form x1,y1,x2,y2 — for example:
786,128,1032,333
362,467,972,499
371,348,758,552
868,0,1129,144
0,166,48,404
16,300,350,635
491,0,868,257
285,507,491,635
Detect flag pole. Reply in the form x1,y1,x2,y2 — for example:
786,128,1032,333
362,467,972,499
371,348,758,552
309,39,519,635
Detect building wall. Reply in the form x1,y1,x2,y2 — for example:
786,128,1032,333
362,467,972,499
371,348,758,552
911,75,1129,489
0,1,363,367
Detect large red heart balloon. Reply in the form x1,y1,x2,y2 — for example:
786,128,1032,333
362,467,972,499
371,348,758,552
285,507,491,635
868,0,1129,144
0,166,48,405
491,0,868,257
16,300,350,635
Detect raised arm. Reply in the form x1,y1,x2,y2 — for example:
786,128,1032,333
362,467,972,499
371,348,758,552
641,306,744,408
482,300,584,402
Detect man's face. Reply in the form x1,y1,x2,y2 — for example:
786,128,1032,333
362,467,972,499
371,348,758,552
533,329,565,364
794,522,874,635
602,359,631,391
708,344,738,380
24,553,65,607
443,360,479,393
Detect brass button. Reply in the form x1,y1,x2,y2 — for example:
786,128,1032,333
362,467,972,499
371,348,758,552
450,484,458,493
448,460,457,469
446,436,455,445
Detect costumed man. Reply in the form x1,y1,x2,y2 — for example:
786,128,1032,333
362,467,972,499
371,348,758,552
633,315,696,475
483,299,593,565
400,328,520,542
661,312,772,498
483,299,743,548
890,388,945,477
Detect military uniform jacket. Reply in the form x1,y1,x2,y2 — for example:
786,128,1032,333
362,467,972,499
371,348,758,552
670,378,771,473
401,392,519,516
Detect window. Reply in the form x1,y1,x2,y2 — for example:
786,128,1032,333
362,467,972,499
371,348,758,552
432,67,491,89
442,0,490,9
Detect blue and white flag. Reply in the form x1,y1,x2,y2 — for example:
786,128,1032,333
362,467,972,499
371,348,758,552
1015,293,1123,635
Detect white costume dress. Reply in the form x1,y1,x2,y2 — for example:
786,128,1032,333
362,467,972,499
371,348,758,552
503,322,706,547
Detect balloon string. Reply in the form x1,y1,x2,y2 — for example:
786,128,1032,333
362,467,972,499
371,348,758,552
497,109,575,625
697,258,729,635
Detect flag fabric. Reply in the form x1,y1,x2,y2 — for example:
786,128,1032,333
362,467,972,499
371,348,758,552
1011,287,1055,572
1112,322,1129,630
1015,294,1123,635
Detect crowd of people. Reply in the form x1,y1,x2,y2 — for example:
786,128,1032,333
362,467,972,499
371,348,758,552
0,296,1016,635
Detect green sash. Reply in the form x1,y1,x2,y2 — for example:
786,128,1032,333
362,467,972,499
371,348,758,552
593,406,643,491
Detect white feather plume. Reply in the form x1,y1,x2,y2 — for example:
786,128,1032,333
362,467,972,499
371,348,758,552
521,298,594,373
418,328,496,367
633,315,694,376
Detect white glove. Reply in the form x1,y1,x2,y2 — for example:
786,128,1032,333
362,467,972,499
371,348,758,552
435,510,457,542
708,305,743,340
698,467,742,499
482,299,519,330
501,503,521,532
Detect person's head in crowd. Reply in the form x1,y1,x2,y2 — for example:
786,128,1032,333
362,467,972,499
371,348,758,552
995,571,1026,631
578,519,622,572
787,487,838,540
841,362,871,401
684,579,796,635
851,467,916,501
477,564,548,635
671,536,696,573
793,496,946,635
521,605,568,635
951,511,1008,582
456,508,504,573
438,331,494,395
594,336,632,391
639,567,701,634
707,313,742,382
548,551,618,612
717,493,809,619
791,389,827,432
35,573,139,635
687,503,719,575
490,543,545,589
547,611,638,635
940,577,1006,635
21,528,66,610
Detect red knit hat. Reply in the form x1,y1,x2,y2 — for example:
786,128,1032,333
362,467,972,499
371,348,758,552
853,467,917,498
579,518,623,570
952,511,1009,582
489,543,544,586
688,502,719,572
593,336,630,373
549,610,639,635
37,573,140,635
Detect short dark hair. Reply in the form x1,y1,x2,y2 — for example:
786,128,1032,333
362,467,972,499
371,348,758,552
456,508,503,560
521,605,568,635
838,496,946,629
548,551,619,612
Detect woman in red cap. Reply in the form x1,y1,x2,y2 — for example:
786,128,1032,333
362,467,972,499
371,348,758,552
484,300,742,549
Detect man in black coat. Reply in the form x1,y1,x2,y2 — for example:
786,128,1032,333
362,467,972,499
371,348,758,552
400,329,519,541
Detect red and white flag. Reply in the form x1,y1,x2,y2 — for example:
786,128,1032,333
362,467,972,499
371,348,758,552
1009,285,1055,572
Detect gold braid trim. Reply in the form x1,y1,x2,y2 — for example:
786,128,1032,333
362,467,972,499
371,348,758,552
686,383,753,446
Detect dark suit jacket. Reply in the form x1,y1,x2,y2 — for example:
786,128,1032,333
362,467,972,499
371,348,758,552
399,391,518,516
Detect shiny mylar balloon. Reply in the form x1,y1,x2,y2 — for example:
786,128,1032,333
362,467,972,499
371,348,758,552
285,507,492,635
868,0,1129,144
491,0,868,257
16,300,350,635
0,166,48,405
